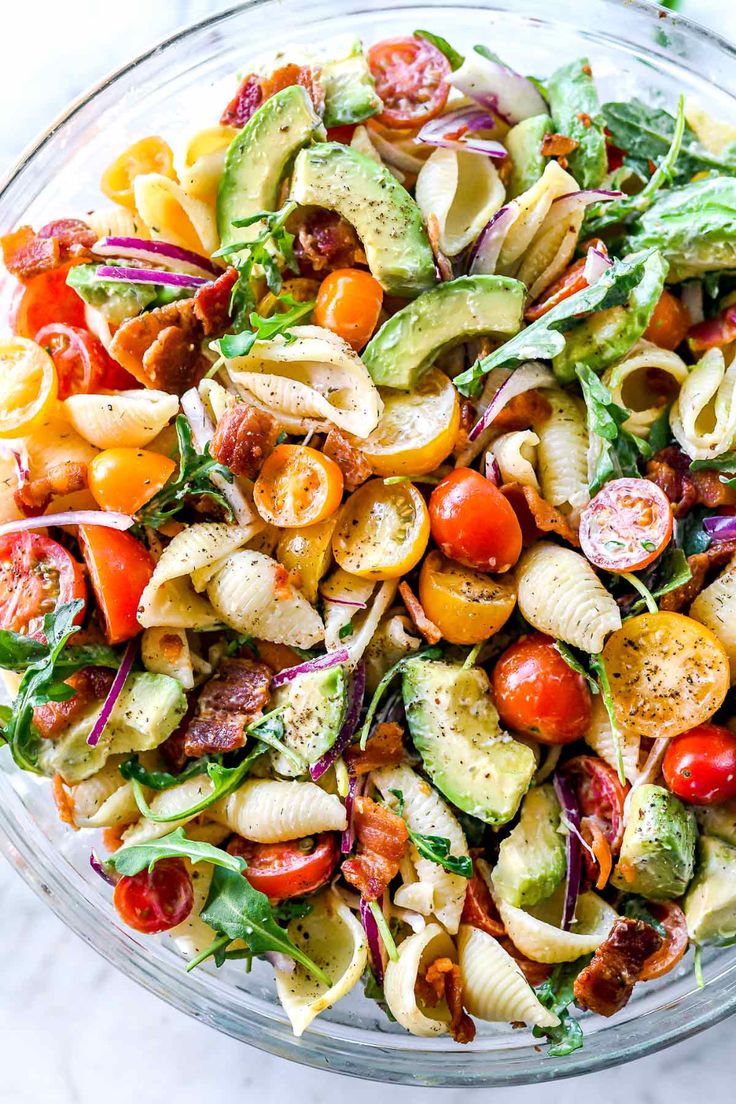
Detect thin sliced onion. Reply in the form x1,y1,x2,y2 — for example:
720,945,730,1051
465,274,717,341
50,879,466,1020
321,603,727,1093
310,662,366,780
468,203,518,275
360,894,387,985
553,772,582,932
87,638,138,747
583,247,613,285
264,951,295,974
93,236,220,278
704,514,736,541
0,446,30,489
341,773,366,854
484,452,501,485
551,188,624,222
96,265,209,289
418,107,507,158
468,361,556,441
90,851,118,886
0,510,135,538
180,388,257,527
319,595,368,609
681,281,704,326
271,647,350,689
451,51,547,125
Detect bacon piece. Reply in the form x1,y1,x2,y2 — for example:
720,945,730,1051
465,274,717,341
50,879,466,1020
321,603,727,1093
14,461,87,517
322,429,373,490
491,389,552,432
38,218,96,253
210,402,279,479
33,667,115,739
573,917,662,1017
501,482,580,547
220,73,263,127
345,722,405,775
52,774,78,830
398,580,442,645
294,210,365,277
183,658,272,757
426,213,452,282
688,304,736,353
541,133,579,157
109,299,210,394
462,868,506,937
659,540,736,612
646,445,736,517
219,64,324,129
1,219,95,280
193,266,238,335
341,795,409,900
416,958,476,1044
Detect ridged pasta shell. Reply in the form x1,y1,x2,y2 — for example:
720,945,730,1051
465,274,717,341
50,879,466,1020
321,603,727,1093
133,172,219,256
177,126,236,206
363,613,421,693
71,758,134,827
415,147,505,256
321,567,376,651
690,555,736,679
341,580,398,667
122,776,217,845
536,388,589,512
212,779,347,842
670,347,736,460
383,924,456,1036
604,340,688,438
517,208,584,301
490,430,540,490
85,206,148,240
497,160,578,273
585,693,640,783
457,925,559,1027
494,888,618,964
141,627,195,690
393,881,435,916
63,390,179,449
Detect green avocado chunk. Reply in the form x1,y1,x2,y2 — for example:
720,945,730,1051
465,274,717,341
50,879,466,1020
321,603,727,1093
217,85,325,253
361,275,525,390
401,658,536,826
696,800,736,848
506,114,553,198
66,263,186,324
492,784,566,908
289,142,437,298
547,57,607,189
269,664,348,777
684,835,736,945
611,784,697,899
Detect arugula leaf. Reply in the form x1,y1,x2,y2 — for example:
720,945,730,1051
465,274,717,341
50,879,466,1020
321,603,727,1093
675,506,712,557
454,251,654,395
553,642,600,695
357,646,443,748
632,545,691,609
272,897,314,923
619,894,667,937
388,788,472,878
533,957,591,1057
217,294,315,360
690,452,736,490
138,415,234,528
215,201,299,329
107,827,246,876
119,754,211,791
589,653,625,784
577,364,651,494
647,403,674,453
414,30,464,69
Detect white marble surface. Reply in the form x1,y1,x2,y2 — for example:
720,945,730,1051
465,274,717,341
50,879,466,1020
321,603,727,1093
2,2,736,1102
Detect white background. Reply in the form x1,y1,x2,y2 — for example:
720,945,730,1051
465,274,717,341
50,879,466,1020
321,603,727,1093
2,2,736,1102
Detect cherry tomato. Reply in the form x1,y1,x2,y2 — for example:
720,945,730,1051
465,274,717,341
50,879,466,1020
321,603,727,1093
639,901,689,982
0,338,57,438
368,37,451,128
579,477,673,574
34,324,112,399
254,444,344,528
491,632,592,744
358,368,460,477
0,532,86,638
326,125,357,144
314,268,383,351
11,262,87,338
88,448,176,515
525,241,608,322
560,754,629,869
227,833,340,900
101,136,176,210
78,525,154,644
643,290,691,351
429,468,522,574
113,858,193,933
333,478,430,580
419,550,516,645
663,723,736,805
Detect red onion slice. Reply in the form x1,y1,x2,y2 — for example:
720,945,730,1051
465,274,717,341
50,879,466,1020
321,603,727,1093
93,236,220,278
0,446,30,490
0,510,134,538
341,773,366,854
468,204,518,275
310,662,366,781
87,638,138,747
551,188,625,222
451,52,547,125
96,265,209,289
180,388,257,527
271,647,350,689
583,246,614,285
484,452,501,485
90,850,118,886
553,772,582,932
418,107,507,159
468,361,555,441
704,514,736,541
360,894,387,985
320,595,369,609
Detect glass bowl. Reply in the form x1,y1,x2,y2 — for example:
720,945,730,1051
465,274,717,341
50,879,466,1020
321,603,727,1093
2,0,736,1086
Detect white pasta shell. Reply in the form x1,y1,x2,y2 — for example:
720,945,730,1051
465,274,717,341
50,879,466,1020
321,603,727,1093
274,890,367,1036
536,388,589,512
670,347,736,460
690,555,736,680
71,759,138,828
457,925,559,1028
415,147,505,256
141,627,195,690
383,924,456,1036
393,882,435,916
134,172,219,256
340,580,398,668
585,693,640,783
490,430,540,490
497,160,579,273
63,390,179,449
207,549,324,647
212,779,347,842
85,207,148,240
517,208,584,301
169,862,218,958
603,340,689,438
516,542,622,653
494,889,618,964
321,568,376,651
121,776,217,845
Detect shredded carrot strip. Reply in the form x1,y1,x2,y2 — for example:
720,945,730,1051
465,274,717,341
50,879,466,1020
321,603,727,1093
590,821,613,890
51,774,78,831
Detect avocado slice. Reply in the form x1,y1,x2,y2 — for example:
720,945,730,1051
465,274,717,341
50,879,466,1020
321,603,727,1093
319,38,382,127
696,800,736,848
217,85,325,253
611,784,697,899
492,784,566,908
401,658,536,826
362,275,525,390
289,142,437,297
506,114,553,199
684,835,736,945
67,264,183,324
270,664,348,776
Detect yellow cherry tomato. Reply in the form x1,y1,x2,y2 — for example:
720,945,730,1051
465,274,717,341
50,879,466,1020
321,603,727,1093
88,448,176,514
332,478,430,580
358,368,460,477
418,550,517,645
101,136,177,210
276,516,339,603
601,611,729,741
254,444,344,528
0,338,57,438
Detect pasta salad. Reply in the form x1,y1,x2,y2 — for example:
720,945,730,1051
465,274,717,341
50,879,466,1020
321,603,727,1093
3,30,736,1053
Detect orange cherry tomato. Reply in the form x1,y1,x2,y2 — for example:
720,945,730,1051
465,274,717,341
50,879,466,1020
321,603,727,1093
254,444,344,528
639,901,689,982
643,290,691,351
34,324,115,399
429,468,522,573
227,833,340,900
78,525,155,644
113,858,193,933
579,477,673,574
314,268,384,351
525,241,608,322
88,448,176,515
101,136,176,210
11,261,87,338
0,533,86,638
368,37,451,129
418,550,516,645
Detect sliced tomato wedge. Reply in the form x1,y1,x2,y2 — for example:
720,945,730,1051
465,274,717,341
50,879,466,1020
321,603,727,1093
579,477,673,574
0,532,86,639
639,901,689,982
227,833,340,900
11,261,87,338
254,444,344,528
368,37,451,128
560,755,629,882
525,240,608,322
78,525,154,644
33,324,112,399
113,858,193,933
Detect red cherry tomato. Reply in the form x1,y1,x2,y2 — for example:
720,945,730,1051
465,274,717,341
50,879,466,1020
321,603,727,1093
227,833,340,900
78,525,154,644
643,290,691,351
663,723,736,805
326,125,357,144
491,632,592,745
428,467,523,573
314,268,384,351
639,901,689,982
0,532,86,639
579,477,673,574
113,858,193,933
34,324,112,399
11,262,87,338
368,37,451,128
560,755,629,881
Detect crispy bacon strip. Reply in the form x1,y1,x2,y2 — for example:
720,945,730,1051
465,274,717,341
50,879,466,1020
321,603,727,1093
1,218,95,280
193,266,238,336
322,429,373,491
345,722,405,775
398,581,442,645
294,210,365,277
13,461,87,517
211,402,279,479
33,667,114,740
573,917,662,1017
109,299,211,394
646,445,736,517
541,133,579,157
461,868,506,937
417,957,476,1044
501,482,580,547
659,540,736,612
52,774,78,830
426,213,453,282
492,390,552,432
341,795,409,900
182,658,272,757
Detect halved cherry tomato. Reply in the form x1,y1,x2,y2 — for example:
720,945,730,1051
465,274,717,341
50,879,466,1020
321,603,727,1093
368,37,451,128
78,525,154,644
358,368,460,477
429,468,522,574
254,444,344,528
643,290,691,351
491,632,592,744
34,324,112,399
663,723,736,805
88,448,176,515
419,550,516,645
314,268,384,351
688,303,736,353
639,901,689,982
579,477,673,574
11,261,87,338
227,833,340,900
525,240,608,322
0,338,57,438
101,136,176,210
560,755,629,873
601,612,729,742
0,532,86,638
113,858,193,933
333,478,430,579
